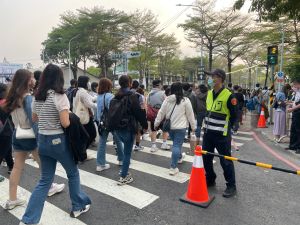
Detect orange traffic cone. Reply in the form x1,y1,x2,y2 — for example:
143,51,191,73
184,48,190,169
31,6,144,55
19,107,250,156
180,146,215,208
257,107,267,128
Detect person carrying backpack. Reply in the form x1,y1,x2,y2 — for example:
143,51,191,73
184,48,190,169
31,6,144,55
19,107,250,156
107,75,148,185
96,78,123,172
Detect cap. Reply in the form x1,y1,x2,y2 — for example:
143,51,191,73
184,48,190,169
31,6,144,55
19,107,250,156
204,69,226,81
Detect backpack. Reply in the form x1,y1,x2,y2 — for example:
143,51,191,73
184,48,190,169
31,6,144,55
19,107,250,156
106,93,133,131
246,97,255,111
66,88,77,112
98,94,109,135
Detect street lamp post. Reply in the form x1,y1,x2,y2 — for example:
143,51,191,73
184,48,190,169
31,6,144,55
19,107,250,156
69,34,80,82
278,24,285,90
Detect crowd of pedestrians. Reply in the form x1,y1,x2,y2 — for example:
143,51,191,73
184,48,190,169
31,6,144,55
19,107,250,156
0,63,299,224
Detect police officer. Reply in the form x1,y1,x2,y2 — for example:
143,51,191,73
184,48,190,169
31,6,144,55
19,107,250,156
203,69,238,198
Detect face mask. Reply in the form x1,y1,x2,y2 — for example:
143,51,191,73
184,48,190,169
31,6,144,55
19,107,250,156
207,78,214,87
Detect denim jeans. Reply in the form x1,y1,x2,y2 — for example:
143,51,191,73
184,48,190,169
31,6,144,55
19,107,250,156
115,129,135,178
97,130,124,166
169,128,186,168
195,112,206,138
21,133,91,224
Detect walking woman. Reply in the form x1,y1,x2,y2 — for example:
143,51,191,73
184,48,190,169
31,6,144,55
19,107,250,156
73,76,97,149
96,78,123,172
3,69,64,210
273,85,289,142
20,64,91,224
154,82,196,175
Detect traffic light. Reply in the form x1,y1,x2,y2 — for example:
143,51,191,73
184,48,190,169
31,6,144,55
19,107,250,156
267,46,278,65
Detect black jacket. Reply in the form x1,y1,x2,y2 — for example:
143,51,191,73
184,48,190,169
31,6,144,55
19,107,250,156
65,113,90,164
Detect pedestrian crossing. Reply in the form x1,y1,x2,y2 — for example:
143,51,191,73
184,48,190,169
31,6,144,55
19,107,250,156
0,130,253,224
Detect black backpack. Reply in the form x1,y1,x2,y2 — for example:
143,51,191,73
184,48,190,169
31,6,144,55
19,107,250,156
66,88,77,112
98,94,109,135
0,108,13,137
106,93,133,131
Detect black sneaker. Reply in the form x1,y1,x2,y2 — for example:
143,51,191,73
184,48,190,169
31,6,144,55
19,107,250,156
222,186,237,198
70,204,91,218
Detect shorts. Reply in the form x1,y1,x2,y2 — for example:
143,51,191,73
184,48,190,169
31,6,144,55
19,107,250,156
12,130,37,151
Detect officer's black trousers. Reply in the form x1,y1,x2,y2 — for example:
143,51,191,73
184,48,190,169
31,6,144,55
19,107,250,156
289,111,300,150
202,132,236,187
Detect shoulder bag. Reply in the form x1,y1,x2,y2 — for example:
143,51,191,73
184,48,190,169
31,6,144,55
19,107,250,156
162,103,176,132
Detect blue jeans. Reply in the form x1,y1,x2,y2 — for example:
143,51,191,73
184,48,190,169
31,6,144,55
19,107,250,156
169,129,186,168
115,129,135,178
97,130,124,166
195,112,206,138
21,133,91,224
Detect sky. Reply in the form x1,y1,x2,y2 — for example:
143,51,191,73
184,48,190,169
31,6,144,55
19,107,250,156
0,0,251,68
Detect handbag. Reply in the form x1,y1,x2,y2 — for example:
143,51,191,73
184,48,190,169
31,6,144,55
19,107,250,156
98,94,108,135
16,124,35,139
162,103,176,132
15,97,35,139
74,90,89,125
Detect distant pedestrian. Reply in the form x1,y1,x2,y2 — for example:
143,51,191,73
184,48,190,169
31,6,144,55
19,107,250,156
232,85,244,134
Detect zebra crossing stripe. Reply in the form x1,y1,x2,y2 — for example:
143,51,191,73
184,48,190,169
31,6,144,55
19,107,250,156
234,131,253,135
0,178,87,225
142,136,244,147
86,150,190,183
107,141,194,163
25,160,159,209
232,136,253,141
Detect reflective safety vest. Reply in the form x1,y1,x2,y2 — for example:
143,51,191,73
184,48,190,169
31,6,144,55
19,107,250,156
204,88,231,136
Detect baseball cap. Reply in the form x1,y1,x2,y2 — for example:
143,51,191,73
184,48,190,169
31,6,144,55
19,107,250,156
204,69,226,81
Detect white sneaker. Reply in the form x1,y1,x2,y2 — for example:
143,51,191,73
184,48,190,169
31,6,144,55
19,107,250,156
48,183,65,197
19,221,40,225
70,204,91,218
161,142,170,150
133,145,144,151
4,198,26,210
150,144,158,153
96,164,110,172
169,168,179,176
178,152,186,164
117,174,134,185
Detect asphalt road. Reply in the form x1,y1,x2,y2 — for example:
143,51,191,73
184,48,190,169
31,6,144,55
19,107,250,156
0,130,300,225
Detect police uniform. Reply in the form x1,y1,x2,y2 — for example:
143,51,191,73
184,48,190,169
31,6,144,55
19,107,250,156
202,87,238,190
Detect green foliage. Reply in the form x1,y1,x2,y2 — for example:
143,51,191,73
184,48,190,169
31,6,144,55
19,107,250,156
87,66,101,76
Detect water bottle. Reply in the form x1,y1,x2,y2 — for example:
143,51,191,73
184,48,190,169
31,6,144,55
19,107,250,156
190,133,197,152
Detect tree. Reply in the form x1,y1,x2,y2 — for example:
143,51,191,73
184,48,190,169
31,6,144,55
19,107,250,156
126,10,161,83
179,0,242,71
216,12,250,82
234,0,300,44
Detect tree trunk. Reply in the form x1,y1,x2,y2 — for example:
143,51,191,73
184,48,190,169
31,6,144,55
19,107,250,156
248,68,252,89
293,17,299,44
228,58,232,83
208,44,213,71
71,64,78,80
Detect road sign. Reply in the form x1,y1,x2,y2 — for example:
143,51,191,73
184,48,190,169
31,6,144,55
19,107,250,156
111,53,124,60
277,71,284,78
127,51,141,58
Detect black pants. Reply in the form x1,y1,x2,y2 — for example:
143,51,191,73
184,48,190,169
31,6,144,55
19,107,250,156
289,111,300,150
202,132,236,187
83,117,97,149
0,136,14,170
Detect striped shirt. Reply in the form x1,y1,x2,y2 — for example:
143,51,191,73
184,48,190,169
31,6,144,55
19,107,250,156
33,90,70,135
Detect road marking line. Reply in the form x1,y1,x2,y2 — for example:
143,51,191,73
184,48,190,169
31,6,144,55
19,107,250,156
231,136,253,141
107,141,194,162
0,178,87,225
235,131,254,135
25,160,159,209
142,137,244,147
86,150,190,183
